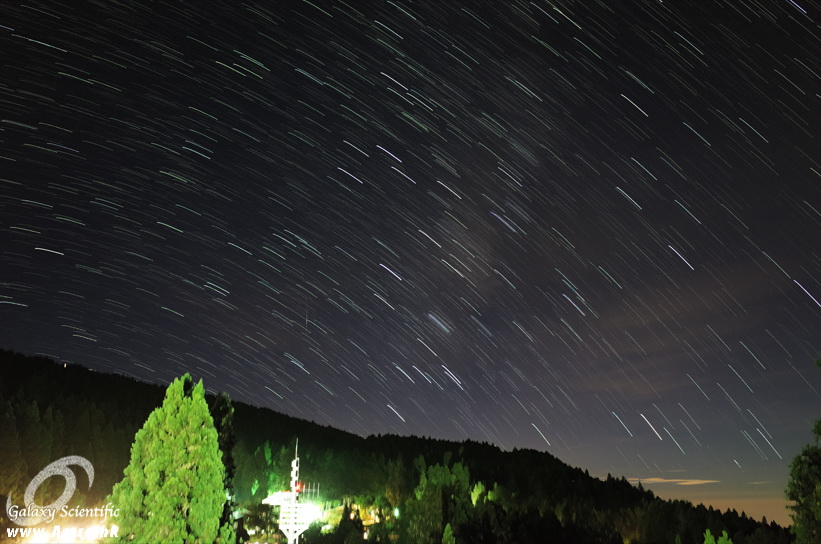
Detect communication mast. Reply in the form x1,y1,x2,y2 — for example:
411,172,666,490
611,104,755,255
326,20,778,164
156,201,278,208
262,440,319,544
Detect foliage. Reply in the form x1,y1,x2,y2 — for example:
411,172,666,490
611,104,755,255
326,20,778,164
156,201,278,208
0,350,163,508
211,392,237,542
442,522,455,544
330,503,364,544
786,441,821,544
785,357,821,544
386,454,412,507
0,402,28,500
470,481,485,506
106,374,234,543
0,351,797,544
704,528,735,544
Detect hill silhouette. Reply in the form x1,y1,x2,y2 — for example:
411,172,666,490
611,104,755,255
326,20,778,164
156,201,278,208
0,349,792,543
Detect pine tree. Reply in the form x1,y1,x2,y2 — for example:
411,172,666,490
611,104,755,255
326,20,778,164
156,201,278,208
441,522,456,544
787,422,821,544
703,528,716,544
106,374,234,544
704,528,734,544
0,402,28,499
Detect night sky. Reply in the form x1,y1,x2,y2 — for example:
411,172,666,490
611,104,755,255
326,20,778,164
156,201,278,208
1,0,819,525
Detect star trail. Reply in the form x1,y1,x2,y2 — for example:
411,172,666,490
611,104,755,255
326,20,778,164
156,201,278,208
1,0,819,524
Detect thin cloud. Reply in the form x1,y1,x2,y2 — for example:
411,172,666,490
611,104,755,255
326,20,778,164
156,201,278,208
629,477,720,486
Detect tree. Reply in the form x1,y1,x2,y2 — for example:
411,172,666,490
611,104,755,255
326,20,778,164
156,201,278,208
786,357,821,544
333,503,364,544
18,401,65,503
787,423,821,543
470,481,485,506
441,522,455,544
386,454,411,508
0,402,27,499
106,374,234,544
211,392,237,541
703,528,733,544
401,463,444,544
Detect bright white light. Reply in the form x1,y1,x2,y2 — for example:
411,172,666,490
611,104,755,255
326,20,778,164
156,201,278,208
22,530,50,544
297,502,322,525
60,527,78,543
262,490,294,506
279,501,322,541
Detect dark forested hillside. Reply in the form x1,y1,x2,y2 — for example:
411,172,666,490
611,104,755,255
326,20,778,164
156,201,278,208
0,350,793,543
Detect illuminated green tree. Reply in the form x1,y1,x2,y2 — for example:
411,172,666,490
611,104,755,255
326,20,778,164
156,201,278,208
441,522,455,544
386,454,412,508
470,481,485,506
107,375,234,544
703,528,733,544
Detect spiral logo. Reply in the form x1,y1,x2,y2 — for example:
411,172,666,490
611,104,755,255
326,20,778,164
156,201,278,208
5,456,94,526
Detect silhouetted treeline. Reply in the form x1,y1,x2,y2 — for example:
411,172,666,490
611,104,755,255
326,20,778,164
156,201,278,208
0,350,793,543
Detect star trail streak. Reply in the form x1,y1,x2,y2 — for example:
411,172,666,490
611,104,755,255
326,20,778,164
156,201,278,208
1,0,819,525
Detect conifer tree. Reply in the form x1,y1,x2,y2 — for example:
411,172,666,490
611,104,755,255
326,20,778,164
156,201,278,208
786,358,821,544
703,528,734,544
106,374,234,544
0,402,27,498
441,522,456,544
787,423,821,543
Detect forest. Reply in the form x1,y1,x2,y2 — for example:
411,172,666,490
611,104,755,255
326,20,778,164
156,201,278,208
0,350,797,543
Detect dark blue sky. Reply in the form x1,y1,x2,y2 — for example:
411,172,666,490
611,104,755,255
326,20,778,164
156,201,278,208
1,0,819,524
